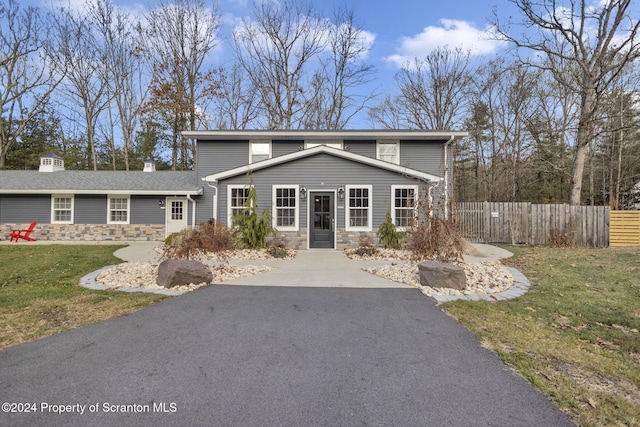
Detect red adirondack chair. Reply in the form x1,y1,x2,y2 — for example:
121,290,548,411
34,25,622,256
10,221,38,242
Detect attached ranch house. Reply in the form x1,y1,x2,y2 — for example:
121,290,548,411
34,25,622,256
0,130,467,249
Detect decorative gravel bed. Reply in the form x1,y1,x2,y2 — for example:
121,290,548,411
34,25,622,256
344,248,515,297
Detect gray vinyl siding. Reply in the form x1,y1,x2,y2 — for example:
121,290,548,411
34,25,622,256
400,140,447,176
0,195,50,223
196,140,249,177
131,196,166,224
344,140,376,158
75,195,107,223
214,153,430,229
272,140,303,158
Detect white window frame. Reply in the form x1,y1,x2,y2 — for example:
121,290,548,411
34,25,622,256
227,185,251,226
304,141,344,150
250,141,272,163
345,185,372,231
272,185,299,231
391,185,418,230
51,194,74,224
377,140,400,164
107,195,130,224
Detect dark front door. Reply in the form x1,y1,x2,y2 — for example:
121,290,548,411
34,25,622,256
310,192,335,248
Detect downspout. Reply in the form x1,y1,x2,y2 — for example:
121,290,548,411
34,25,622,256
186,194,196,229
204,179,218,222
443,135,455,219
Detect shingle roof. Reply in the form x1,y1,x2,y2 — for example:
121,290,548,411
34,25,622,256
0,170,202,195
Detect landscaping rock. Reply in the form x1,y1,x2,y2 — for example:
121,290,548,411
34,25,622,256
157,259,213,288
418,260,467,290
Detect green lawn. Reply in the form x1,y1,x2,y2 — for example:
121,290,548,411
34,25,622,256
442,246,640,427
0,245,166,349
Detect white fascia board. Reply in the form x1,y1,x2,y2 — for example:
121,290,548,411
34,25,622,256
184,129,468,141
203,145,443,183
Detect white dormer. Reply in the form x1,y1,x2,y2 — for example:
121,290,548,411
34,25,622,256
143,160,156,172
39,153,65,172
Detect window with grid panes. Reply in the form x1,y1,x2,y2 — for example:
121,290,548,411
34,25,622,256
393,186,416,228
274,187,297,228
347,187,370,229
108,196,129,223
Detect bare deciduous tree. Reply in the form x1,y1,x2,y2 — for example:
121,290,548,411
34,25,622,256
52,4,111,171
233,0,329,129
0,0,64,167
491,0,640,205
143,0,222,169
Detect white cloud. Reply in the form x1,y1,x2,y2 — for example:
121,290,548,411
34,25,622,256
385,19,505,68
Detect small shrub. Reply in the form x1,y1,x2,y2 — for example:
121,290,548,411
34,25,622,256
267,234,290,258
353,246,379,257
163,221,236,259
548,229,576,248
377,210,403,249
233,184,272,249
403,196,464,262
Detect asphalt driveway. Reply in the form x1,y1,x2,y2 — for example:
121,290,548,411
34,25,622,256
0,285,574,427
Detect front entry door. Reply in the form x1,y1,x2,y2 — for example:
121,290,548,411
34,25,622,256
310,192,335,249
166,198,187,235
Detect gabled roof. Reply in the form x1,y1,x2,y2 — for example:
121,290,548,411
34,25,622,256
184,129,468,141
0,170,202,195
203,145,443,183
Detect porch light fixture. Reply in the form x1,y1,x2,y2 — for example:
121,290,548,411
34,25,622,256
300,186,307,200
338,187,345,200
158,199,164,207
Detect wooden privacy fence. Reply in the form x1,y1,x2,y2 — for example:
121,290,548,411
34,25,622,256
455,202,610,247
610,211,640,247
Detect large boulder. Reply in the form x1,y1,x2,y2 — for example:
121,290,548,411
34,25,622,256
418,260,467,290
157,259,213,288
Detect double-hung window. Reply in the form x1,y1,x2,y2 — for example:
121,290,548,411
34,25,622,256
272,185,298,231
377,140,399,164
52,195,74,224
345,185,372,231
250,141,271,163
228,185,251,225
391,185,418,229
108,196,130,224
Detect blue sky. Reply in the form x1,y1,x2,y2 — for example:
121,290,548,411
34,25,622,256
27,0,517,127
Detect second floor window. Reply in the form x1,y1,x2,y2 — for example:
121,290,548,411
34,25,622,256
377,141,399,164
250,142,271,163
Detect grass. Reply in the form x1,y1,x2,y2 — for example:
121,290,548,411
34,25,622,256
0,245,166,350
442,246,640,427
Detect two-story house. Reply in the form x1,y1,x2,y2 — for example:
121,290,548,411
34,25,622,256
189,130,467,249
0,130,467,247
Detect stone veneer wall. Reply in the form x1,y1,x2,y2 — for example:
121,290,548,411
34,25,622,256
270,229,380,250
2,223,166,241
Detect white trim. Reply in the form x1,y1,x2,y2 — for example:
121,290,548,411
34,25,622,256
107,195,130,224
249,140,272,164
0,189,202,195
304,141,343,150
345,185,373,232
184,130,468,141
391,185,419,231
51,194,74,224
272,185,299,231
226,184,251,226
376,140,400,165
211,186,218,221
204,145,442,183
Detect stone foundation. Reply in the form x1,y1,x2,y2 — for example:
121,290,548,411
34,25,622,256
2,223,166,241
270,229,380,250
